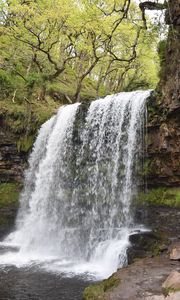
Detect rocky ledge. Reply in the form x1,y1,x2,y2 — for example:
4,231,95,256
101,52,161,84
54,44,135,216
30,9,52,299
96,250,180,300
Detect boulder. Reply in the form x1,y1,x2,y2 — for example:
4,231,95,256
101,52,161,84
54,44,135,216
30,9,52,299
162,271,180,291
167,292,180,300
170,245,180,260
127,231,165,264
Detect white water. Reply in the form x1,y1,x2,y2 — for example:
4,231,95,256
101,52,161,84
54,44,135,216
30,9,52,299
0,91,150,279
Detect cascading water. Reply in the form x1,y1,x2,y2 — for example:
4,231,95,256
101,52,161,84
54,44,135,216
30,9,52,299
0,90,150,279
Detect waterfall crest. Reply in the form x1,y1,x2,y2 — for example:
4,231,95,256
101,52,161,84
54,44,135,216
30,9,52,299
1,91,150,279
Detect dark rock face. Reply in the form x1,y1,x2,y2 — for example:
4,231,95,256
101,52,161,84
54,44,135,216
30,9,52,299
147,107,180,187
0,204,18,239
127,231,163,264
0,117,27,183
128,204,180,264
147,1,180,187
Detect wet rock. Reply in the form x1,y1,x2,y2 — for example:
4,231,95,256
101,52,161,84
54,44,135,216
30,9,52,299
0,118,27,183
170,245,180,260
0,204,18,239
127,231,165,264
162,271,180,291
137,206,180,240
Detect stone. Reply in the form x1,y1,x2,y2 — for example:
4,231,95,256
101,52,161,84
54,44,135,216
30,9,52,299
170,246,180,260
127,231,161,263
167,292,180,300
162,271,180,291
145,292,180,300
145,294,165,300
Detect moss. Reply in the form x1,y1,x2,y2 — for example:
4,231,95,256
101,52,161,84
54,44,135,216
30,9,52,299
163,287,180,297
151,234,168,256
0,183,21,208
138,159,152,177
136,188,180,208
83,275,120,300
83,283,105,300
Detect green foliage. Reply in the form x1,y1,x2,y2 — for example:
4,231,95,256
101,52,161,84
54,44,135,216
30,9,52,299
0,70,14,96
26,73,43,89
0,183,20,208
83,275,120,300
0,0,161,103
136,188,180,208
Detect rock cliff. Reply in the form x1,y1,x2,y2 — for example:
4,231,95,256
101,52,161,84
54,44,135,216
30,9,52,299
147,0,180,187
0,116,27,184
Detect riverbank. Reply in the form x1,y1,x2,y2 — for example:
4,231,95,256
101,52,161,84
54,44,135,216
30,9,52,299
84,248,180,300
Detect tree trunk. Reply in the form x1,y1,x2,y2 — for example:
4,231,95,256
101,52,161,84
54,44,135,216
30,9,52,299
74,82,82,103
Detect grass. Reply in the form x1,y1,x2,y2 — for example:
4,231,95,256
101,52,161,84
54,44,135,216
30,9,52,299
0,183,21,208
136,187,180,208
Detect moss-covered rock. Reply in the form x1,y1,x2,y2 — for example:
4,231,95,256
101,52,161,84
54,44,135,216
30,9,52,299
83,275,120,300
0,183,20,208
162,271,180,296
127,230,169,264
0,182,21,238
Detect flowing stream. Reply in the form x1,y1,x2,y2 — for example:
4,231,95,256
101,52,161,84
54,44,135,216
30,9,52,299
0,91,150,297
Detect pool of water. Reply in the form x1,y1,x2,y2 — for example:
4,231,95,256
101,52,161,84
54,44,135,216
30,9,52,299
0,244,92,300
0,264,91,300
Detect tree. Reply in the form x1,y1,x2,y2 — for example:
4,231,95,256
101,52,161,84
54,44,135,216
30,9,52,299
0,0,161,103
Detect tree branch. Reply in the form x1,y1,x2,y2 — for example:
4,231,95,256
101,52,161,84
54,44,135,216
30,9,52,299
139,1,167,29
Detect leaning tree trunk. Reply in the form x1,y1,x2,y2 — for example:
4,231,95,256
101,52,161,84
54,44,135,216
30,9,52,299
147,0,180,187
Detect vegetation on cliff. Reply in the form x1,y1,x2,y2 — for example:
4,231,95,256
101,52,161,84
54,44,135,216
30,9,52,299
136,188,180,208
0,97,58,151
0,183,20,208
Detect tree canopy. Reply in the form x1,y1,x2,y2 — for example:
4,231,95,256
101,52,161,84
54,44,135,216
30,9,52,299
0,0,163,103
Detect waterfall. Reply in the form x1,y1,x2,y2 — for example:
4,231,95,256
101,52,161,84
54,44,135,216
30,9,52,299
1,90,150,279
